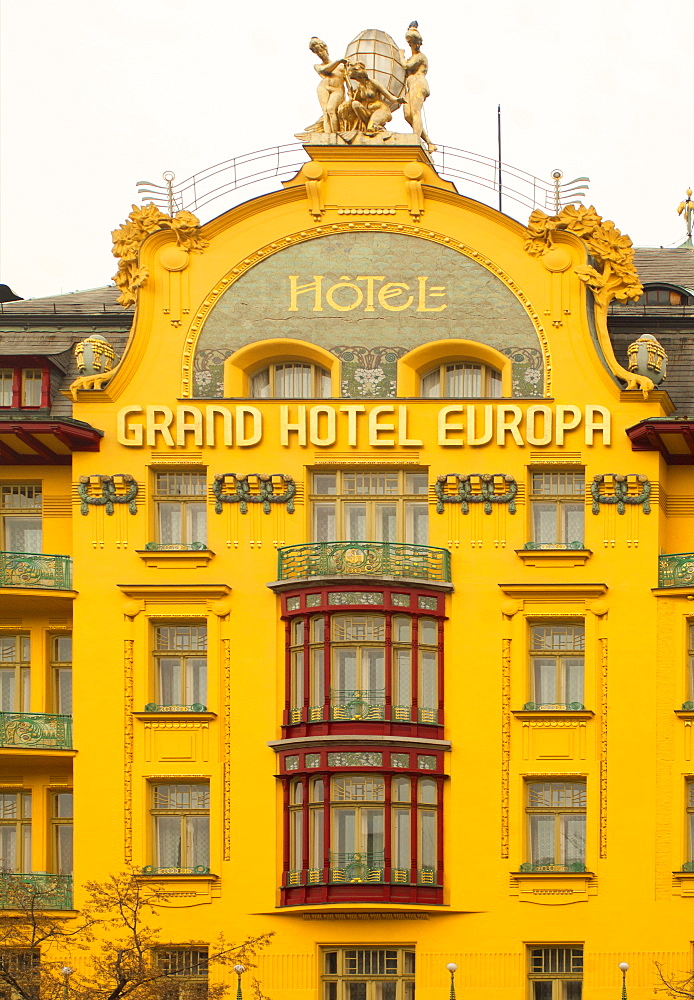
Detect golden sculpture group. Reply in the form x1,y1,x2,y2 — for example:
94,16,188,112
302,23,436,150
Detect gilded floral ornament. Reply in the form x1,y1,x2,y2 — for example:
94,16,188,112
525,204,651,394
111,203,208,308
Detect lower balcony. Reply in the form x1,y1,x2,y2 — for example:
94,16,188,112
518,861,587,873
0,873,73,909
0,552,72,590
276,541,452,584
282,857,442,906
0,712,73,750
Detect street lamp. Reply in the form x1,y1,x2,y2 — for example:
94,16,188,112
446,963,458,1000
234,965,245,1000
60,967,73,1000
618,962,629,1000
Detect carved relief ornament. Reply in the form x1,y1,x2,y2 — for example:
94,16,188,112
434,473,517,514
524,204,650,393
212,474,296,514
111,203,208,308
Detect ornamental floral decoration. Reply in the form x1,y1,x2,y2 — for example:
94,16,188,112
77,475,138,515
434,473,517,514
590,474,651,515
524,204,651,393
111,203,208,308
212,473,296,514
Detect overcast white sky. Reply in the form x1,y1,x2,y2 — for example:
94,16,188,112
1,0,691,301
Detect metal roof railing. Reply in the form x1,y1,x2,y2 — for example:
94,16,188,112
136,142,589,224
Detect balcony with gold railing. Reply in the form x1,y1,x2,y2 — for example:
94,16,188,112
276,541,451,584
0,552,72,590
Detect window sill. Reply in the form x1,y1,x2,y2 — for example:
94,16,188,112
515,548,592,567
136,549,215,568
509,870,596,904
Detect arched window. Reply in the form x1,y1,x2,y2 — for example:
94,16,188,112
250,362,331,398
420,361,502,398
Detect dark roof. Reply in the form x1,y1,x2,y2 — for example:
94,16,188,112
0,285,132,315
634,247,694,288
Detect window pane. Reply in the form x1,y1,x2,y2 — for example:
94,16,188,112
0,370,13,406
421,370,440,397
157,816,182,866
407,503,428,544
561,814,586,865
56,666,72,713
186,816,210,867
251,368,270,397
533,657,557,704
363,808,384,854
530,814,555,864
362,647,385,691
564,504,584,545
532,503,557,544
290,810,303,869
55,824,73,874
394,806,411,864
22,371,43,407
159,658,182,704
186,658,207,704
406,474,429,495
313,503,336,542
419,809,437,867
344,504,367,541
334,648,357,691
564,657,584,704
186,504,207,546
393,648,411,706
5,517,41,552
335,808,356,854
309,807,324,867
420,650,437,710
375,504,397,542
158,503,182,544
533,984,553,1000
419,618,437,645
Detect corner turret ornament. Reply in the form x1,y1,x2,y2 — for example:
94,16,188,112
298,24,436,151
627,334,668,385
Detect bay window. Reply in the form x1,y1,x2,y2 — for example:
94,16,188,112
286,610,442,727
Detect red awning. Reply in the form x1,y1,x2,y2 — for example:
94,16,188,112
0,420,102,464
626,419,694,464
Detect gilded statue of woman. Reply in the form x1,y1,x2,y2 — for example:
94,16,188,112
339,61,402,133
402,22,436,152
309,37,346,134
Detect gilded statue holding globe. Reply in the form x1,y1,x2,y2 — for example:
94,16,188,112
298,24,436,151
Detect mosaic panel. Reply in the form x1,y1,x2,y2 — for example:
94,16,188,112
285,755,299,770
391,753,410,768
327,752,383,767
391,593,411,607
418,595,438,610
328,592,384,605
305,753,321,768
193,232,544,398
306,594,321,607
417,755,437,770
286,596,300,611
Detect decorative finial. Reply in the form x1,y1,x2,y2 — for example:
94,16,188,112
677,188,694,247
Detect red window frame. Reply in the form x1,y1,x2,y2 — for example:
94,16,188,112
0,358,50,409
279,748,445,906
280,584,446,740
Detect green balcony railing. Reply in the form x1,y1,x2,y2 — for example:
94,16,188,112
144,542,207,551
0,873,73,909
523,702,585,711
277,541,451,583
0,713,73,749
140,866,210,876
659,553,694,588
144,704,207,713
518,861,586,873
0,552,72,590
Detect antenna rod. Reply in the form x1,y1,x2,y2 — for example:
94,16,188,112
497,104,502,212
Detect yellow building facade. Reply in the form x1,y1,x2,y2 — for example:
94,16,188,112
4,136,694,1000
